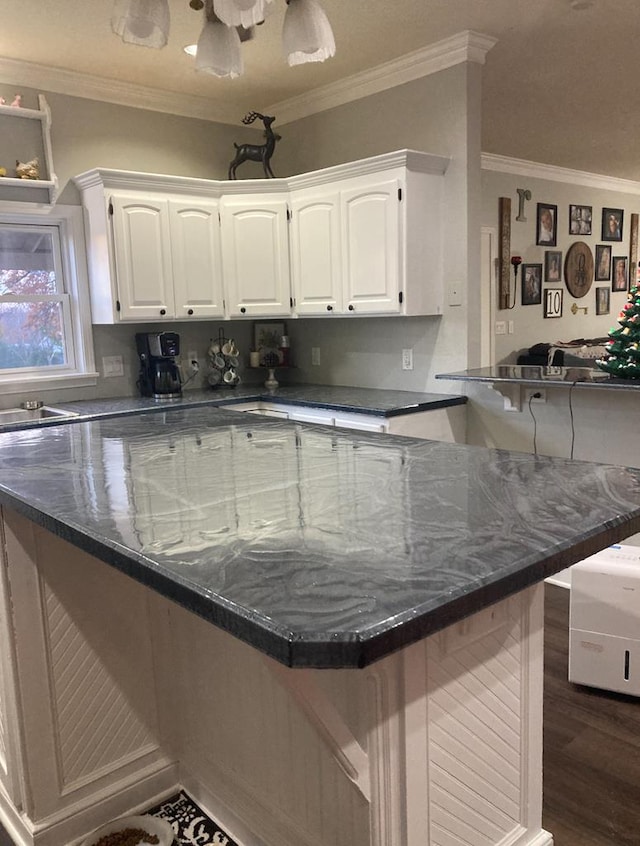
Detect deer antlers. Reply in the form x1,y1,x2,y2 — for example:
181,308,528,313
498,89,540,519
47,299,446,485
242,111,265,125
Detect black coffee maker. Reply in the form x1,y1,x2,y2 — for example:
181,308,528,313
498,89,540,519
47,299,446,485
136,332,182,399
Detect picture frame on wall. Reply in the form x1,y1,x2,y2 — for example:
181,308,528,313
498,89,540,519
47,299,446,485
521,263,543,305
544,250,562,282
602,207,624,241
569,204,592,235
595,286,610,315
595,244,612,281
544,288,563,318
612,256,628,292
536,203,557,246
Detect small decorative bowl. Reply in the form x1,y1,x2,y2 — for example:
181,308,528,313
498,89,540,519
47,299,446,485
81,814,175,846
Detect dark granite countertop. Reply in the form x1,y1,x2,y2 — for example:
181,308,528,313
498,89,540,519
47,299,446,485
0,385,466,433
0,405,639,669
436,365,640,390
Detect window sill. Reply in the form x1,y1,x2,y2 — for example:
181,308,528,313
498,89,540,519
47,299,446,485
0,372,99,394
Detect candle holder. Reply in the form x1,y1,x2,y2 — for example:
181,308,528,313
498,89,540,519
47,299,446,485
511,255,522,282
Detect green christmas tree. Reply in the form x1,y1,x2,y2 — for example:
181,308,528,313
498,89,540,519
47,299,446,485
596,285,640,377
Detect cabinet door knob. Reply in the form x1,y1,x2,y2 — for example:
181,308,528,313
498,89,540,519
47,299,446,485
187,309,194,315
160,309,166,316
327,305,333,311
240,307,246,314
348,304,355,311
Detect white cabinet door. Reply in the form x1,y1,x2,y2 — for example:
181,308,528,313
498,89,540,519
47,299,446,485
169,199,225,319
290,190,342,315
110,194,175,321
0,542,22,807
220,196,292,318
342,178,401,315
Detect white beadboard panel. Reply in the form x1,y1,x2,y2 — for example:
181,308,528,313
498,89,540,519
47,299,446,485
164,602,370,846
427,596,525,846
0,654,6,779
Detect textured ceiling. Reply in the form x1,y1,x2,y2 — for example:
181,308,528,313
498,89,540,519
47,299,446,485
1,0,639,179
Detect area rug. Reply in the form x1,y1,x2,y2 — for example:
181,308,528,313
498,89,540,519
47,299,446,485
146,791,239,846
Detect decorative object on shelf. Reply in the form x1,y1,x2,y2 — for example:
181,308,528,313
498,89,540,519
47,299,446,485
569,204,592,235
498,197,513,309
0,97,5,106
595,244,611,281
521,263,542,305
111,0,335,78
515,188,531,222
544,288,563,318
15,157,40,180
0,168,6,178
596,286,610,315
228,111,279,178
254,321,285,365
564,241,594,298
570,302,588,315
612,255,628,292
536,202,557,246
544,250,562,282
601,207,624,242
10,94,22,108
207,328,240,387
596,285,640,377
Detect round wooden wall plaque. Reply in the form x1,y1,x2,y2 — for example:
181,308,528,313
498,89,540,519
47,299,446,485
564,241,594,299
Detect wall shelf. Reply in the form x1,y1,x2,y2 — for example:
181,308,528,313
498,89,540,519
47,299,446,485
0,95,58,205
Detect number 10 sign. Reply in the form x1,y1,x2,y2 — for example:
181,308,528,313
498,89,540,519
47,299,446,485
544,288,563,318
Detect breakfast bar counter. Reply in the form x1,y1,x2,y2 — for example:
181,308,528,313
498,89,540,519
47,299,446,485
0,406,639,846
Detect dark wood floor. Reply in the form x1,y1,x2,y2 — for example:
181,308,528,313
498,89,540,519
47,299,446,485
543,583,640,845
0,585,637,846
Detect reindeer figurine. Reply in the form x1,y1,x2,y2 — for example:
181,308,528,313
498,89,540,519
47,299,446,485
228,112,280,179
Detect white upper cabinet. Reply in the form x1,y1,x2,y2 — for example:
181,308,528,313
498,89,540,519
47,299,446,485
341,178,401,315
220,195,292,318
74,151,448,324
290,189,342,315
110,194,175,321
169,199,225,319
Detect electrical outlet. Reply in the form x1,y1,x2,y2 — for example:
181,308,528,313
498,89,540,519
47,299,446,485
524,388,546,404
187,350,199,372
311,347,321,366
402,348,413,370
495,321,506,335
102,355,124,378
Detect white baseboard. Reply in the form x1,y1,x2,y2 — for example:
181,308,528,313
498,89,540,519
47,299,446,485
0,782,33,846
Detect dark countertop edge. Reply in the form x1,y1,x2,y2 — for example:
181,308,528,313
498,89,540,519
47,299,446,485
2,485,638,669
0,390,467,434
435,370,637,390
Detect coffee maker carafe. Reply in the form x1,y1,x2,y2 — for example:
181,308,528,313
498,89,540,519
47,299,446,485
136,332,182,399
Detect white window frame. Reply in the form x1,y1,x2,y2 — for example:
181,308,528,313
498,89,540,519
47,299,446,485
0,204,97,393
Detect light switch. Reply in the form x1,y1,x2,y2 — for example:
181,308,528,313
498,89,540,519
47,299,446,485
102,355,124,378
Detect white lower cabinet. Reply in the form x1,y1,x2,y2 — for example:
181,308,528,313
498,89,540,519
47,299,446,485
227,402,467,443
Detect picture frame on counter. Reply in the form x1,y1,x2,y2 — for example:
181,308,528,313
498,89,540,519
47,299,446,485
569,204,592,235
254,321,285,366
595,244,612,281
602,207,624,242
596,286,610,315
544,250,562,282
536,203,557,246
544,288,563,318
612,256,629,292
522,263,543,305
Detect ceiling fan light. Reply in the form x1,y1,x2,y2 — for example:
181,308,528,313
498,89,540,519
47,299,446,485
213,0,274,28
282,0,335,66
111,0,170,47
195,18,244,78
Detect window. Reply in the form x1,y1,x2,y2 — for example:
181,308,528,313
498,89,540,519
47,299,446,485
0,207,97,392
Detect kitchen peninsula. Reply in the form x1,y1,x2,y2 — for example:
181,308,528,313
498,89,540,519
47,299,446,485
1,406,639,846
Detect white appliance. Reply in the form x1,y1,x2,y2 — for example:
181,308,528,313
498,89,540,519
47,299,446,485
569,544,640,696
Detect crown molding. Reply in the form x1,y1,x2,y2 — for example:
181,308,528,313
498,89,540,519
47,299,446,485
482,152,640,196
0,30,496,129
0,56,240,124
268,30,497,126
